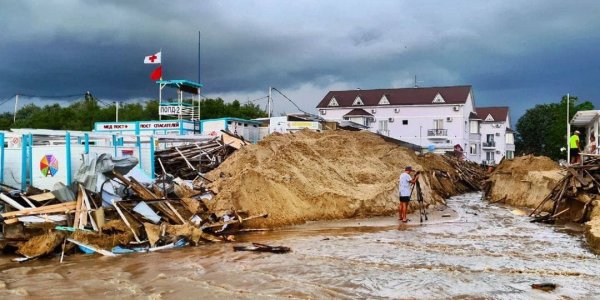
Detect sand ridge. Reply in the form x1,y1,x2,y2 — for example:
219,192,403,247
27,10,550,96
205,130,473,228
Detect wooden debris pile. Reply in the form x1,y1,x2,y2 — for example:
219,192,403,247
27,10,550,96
0,167,267,262
154,131,249,179
441,155,488,190
530,157,600,223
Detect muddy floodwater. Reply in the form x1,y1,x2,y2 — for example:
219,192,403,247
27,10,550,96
1,192,599,299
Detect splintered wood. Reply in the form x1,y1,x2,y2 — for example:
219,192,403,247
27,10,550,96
530,157,600,223
441,155,487,190
0,131,264,261
154,131,246,179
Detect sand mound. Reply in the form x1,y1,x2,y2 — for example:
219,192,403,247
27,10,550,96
205,130,474,228
71,230,133,250
487,155,563,208
17,232,65,258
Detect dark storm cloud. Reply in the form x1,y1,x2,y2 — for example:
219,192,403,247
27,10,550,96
1,0,599,120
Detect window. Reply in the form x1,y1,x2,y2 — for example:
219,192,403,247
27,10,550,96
486,134,494,143
470,143,477,155
432,93,445,103
379,95,390,105
328,97,339,107
402,120,408,125
470,121,479,134
486,151,495,161
343,117,349,120
506,150,514,159
506,133,514,144
434,119,444,129
379,120,388,131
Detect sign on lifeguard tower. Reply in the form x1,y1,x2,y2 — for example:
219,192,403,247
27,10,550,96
156,79,203,121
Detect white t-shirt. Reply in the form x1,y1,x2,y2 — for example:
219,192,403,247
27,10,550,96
399,172,412,197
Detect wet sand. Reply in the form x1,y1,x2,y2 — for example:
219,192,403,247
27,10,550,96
1,193,598,299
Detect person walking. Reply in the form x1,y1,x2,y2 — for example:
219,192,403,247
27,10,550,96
569,130,582,164
398,166,418,223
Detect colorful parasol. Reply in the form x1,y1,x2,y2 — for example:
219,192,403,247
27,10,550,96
40,154,59,177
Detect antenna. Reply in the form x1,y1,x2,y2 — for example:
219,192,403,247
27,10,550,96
413,75,424,88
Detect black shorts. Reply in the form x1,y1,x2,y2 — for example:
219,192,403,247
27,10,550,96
400,196,411,203
570,148,579,158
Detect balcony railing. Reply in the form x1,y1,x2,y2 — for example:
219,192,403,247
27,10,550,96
483,141,496,148
427,129,448,137
482,160,496,166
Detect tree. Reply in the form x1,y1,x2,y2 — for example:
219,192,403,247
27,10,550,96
516,95,594,160
6,96,267,131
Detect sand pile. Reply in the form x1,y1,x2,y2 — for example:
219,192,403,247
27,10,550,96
205,130,474,228
486,155,563,208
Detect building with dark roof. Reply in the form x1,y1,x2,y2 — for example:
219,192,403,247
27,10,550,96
316,85,514,165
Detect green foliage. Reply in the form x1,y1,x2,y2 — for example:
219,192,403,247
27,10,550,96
199,98,267,119
0,97,267,131
515,95,595,160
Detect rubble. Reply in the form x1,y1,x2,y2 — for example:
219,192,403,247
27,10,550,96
0,129,489,261
0,133,262,261
154,131,246,179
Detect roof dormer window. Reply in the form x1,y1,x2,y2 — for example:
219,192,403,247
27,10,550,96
432,93,445,103
353,95,364,106
328,96,339,107
378,94,390,105
485,114,494,122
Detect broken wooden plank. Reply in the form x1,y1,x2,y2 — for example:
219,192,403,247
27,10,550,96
28,192,56,202
1,201,77,218
111,199,142,243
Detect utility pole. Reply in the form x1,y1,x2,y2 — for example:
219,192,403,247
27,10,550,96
13,94,18,123
268,86,272,118
566,93,570,163
115,101,120,122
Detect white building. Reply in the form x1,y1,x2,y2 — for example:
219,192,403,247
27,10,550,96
570,110,600,154
474,107,515,165
316,85,514,164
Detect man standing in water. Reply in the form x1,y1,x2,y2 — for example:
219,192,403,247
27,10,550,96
398,166,418,223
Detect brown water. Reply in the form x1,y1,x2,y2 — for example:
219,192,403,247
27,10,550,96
1,192,599,299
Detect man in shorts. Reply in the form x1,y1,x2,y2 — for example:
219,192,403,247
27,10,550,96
398,166,418,223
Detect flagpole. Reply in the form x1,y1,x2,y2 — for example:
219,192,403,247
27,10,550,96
159,48,162,121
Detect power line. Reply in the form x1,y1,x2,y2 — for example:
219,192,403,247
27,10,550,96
0,95,15,107
17,93,84,100
248,95,268,103
271,87,322,120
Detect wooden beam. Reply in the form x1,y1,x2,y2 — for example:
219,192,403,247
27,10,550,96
2,201,77,218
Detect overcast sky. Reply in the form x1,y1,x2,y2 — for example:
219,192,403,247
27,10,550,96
1,0,599,124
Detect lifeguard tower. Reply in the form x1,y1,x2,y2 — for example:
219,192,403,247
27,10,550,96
156,79,203,121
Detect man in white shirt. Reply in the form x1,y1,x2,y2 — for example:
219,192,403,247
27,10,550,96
398,166,418,223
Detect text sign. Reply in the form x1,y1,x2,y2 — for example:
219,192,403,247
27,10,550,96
288,121,320,130
159,105,181,115
139,122,180,130
95,123,134,131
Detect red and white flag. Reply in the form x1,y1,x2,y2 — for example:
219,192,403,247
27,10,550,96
144,51,161,64
150,65,162,81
